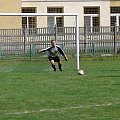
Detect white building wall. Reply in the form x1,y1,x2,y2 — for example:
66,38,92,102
22,0,110,27
100,2,110,26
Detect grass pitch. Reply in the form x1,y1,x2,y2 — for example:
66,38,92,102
0,57,120,120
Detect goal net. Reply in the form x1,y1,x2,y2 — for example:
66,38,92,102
0,13,80,70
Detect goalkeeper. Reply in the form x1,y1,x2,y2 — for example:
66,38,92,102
39,40,68,71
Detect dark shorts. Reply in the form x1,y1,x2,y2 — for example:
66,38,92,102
48,56,60,62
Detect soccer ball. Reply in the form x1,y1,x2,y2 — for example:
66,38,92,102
78,70,84,75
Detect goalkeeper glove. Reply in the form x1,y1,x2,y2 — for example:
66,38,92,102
65,57,68,61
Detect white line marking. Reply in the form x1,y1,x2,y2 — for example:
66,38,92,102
4,102,114,115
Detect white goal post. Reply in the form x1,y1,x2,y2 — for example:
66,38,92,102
0,13,80,71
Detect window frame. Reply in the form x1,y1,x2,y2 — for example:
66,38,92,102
84,7,100,33
22,7,37,34
47,7,64,28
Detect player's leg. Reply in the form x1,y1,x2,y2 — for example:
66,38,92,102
54,56,63,71
58,61,63,71
49,57,56,71
50,60,56,71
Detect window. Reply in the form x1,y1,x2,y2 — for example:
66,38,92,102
22,7,36,13
119,16,120,25
111,7,120,14
47,7,64,28
110,7,120,26
22,7,37,34
111,7,120,32
47,8,63,13
110,16,116,26
84,7,99,14
84,7,100,33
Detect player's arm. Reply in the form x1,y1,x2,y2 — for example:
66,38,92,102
57,46,68,61
39,47,51,53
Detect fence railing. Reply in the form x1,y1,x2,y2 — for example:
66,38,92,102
0,26,120,58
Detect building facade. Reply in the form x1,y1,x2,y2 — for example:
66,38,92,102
110,0,120,27
0,0,119,29
22,0,111,29
0,0,22,29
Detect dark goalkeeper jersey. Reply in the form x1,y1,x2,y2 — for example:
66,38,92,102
40,45,66,58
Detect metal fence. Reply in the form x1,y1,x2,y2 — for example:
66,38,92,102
0,26,120,58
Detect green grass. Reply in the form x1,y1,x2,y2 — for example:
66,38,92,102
0,57,120,120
